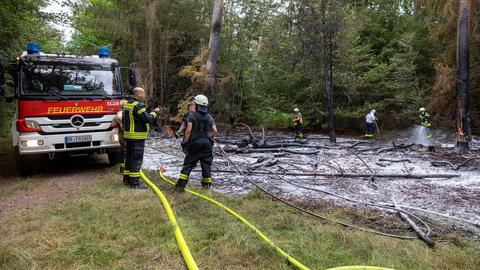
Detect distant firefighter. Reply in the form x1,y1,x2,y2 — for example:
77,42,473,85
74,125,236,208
365,109,377,139
419,107,432,128
293,108,303,139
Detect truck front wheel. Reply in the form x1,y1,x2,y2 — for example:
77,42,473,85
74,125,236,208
14,147,38,176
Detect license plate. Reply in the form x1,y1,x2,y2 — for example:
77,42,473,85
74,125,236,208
65,135,92,143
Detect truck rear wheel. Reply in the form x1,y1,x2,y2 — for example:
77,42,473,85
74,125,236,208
107,151,122,166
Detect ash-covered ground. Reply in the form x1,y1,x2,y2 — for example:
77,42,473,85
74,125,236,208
143,128,480,238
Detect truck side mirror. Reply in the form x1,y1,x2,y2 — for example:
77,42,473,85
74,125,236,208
0,64,5,97
128,68,136,91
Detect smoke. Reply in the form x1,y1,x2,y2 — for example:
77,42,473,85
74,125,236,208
412,126,432,146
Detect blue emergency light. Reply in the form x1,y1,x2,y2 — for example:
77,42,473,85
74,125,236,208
98,47,110,58
27,42,40,55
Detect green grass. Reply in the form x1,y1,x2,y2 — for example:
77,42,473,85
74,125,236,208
0,171,479,270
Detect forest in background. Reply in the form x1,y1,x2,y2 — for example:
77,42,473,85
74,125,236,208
1,0,480,134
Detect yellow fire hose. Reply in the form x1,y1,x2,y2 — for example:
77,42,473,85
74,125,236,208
158,170,393,270
139,171,199,270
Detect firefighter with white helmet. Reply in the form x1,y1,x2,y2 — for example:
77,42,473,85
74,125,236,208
365,109,377,138
176,94,218,190
419,107,431,128
292,107,303,139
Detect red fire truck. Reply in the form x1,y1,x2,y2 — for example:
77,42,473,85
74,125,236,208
0,43,131,173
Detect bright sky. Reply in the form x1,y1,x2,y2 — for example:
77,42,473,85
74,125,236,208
41,0,74,43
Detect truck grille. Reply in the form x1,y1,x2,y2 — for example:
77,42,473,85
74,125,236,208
25,115,116,135
47,114,105,120
55,141,102,149
52,122,102,128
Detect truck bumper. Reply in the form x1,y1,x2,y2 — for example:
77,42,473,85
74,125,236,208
17,130,121,155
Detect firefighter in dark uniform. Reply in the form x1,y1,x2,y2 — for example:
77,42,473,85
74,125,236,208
122,87,160,188
175,94,218,191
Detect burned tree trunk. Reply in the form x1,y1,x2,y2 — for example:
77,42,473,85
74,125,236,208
145,1,157,99
322,0,336,143
455,0,471,154
204,0,224,101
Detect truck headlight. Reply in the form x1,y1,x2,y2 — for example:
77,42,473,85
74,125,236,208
21,140,44,147
110,135,119,141
24,120,40,129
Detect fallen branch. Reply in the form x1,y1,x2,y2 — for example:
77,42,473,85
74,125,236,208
268,139,310,145
257,125,266,146
455,157,480,171
344,141,372,148
235,148,321,155
431,161,454,168
377,143,415,154
356,147,383,153
206,169,460,179
257,143,339,150
392,199,435,247
379,158,412,163
235,123,259,143
383,204,480,228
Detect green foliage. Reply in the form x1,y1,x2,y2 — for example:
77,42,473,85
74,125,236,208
0,0,63,135
0,0,63,61
250,107,291,129
68,0,478,134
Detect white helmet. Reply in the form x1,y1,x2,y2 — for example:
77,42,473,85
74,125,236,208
294,108,299,112
193,95,209,106
371,109,376,114
419,107,426,112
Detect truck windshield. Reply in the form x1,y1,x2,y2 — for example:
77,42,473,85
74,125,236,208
21,63,121,97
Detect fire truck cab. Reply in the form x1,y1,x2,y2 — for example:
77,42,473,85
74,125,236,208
0,42,129,173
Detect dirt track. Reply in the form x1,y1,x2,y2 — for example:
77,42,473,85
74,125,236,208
0,153,111,219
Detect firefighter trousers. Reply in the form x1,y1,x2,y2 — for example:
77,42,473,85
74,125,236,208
178,138,213,185
124,139,145,185
295,123,303,138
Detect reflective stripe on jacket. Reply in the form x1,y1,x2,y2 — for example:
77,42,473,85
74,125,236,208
419,112,432,127
293,113,303,124
122,98,158,140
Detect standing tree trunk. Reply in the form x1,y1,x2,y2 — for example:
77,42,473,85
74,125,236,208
146,1,157,99
456,0,471,154
322,0,336,143
204,0,224,101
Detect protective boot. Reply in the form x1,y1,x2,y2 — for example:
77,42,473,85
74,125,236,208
123,175,131,186
175,179,188,192
130,178,147,189
201,182,211,189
